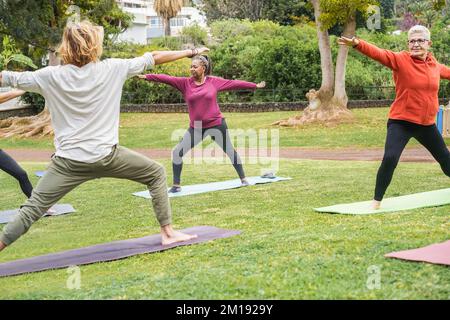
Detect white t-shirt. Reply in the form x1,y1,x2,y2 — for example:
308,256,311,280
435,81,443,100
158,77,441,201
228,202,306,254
1,53,154,163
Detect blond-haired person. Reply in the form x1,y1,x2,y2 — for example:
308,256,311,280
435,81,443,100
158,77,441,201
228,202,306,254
0,21,209,251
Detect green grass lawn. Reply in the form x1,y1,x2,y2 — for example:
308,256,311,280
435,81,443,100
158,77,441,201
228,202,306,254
2,108,448,150
0,159,448,299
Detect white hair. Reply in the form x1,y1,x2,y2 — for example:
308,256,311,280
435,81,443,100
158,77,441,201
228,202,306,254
408,25,431,40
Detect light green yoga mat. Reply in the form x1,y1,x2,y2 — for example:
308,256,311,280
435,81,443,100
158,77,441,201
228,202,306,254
314,188,450,215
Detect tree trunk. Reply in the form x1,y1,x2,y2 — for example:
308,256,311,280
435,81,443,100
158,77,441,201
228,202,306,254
163,17,171,36
330,15,356,123
0,49,59,138
0,107,53,138
273,0,354,127
312,0,334,96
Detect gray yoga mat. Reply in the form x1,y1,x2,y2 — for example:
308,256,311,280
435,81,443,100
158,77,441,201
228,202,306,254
133,176,292,199
0,204,76,224
0,226,241,277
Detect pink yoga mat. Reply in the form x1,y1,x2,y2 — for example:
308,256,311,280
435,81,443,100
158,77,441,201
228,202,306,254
385,240,450,266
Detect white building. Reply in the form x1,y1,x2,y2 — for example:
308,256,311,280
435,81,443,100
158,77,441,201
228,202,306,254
116,0,207,44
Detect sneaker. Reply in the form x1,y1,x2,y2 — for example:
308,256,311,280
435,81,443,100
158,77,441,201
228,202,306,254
168,186,182,193
261,172,275,179
241,179,250,187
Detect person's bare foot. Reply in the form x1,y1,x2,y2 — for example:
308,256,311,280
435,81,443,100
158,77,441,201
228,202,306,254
46,207,57,215
161,224,197,245
0,241,6,252
371,200,381,210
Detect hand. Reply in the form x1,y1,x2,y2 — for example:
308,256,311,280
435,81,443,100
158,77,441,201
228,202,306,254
337,36,359,47
196,47,210,55
137,75,146,80
256,81,266,89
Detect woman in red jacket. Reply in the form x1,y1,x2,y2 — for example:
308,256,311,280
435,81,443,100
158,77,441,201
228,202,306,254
338,25,450,209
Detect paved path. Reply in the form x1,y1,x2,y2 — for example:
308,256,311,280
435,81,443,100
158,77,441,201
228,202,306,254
3,146,445,163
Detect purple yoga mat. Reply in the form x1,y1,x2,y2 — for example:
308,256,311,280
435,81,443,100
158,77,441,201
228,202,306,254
0,226,241,277
385,240,450,266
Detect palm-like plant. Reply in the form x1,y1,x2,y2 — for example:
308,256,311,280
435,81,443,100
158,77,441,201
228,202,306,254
154,0,185,36
0,36,37,70
409,1,441,28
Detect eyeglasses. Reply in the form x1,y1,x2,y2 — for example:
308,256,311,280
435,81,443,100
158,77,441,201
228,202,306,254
408,39,428,45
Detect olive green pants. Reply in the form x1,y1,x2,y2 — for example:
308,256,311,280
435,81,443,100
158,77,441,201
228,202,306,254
0,145,172,246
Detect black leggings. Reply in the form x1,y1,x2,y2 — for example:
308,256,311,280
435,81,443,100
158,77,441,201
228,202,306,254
0,149,33,198
374,119,450,201
172,118,245,185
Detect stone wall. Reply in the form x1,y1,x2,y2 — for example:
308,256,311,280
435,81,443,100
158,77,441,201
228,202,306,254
120,99,396,113
2,99,448,118
0,106,37,120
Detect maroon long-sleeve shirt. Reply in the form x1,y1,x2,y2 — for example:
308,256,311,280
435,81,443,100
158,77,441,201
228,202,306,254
145,74,257,128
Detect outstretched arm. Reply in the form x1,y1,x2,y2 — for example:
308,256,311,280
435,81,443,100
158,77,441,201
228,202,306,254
338,36,400,70
0,69,43,93
0,89,25,104
213,77,265,92
124,48,209,79
137,74,186,92
152,47,209,65
440,64,450,80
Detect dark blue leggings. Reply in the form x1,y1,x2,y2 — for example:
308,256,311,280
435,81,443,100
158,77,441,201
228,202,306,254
374,119,450,201
0,149,33,198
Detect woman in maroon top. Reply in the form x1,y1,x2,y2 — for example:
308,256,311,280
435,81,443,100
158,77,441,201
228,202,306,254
139,54,265,192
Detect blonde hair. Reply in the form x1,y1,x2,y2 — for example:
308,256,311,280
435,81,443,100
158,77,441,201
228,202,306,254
408,25,431,40
58,20,104,66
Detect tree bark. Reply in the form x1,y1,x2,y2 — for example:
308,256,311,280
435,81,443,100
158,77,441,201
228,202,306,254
311,0,334,97
164,17,171,36
332,15,356,109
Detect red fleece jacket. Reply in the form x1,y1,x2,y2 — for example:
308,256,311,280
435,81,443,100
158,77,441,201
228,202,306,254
355,39,450,125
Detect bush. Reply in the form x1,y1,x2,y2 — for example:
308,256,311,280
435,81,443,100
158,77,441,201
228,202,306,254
209,22,321,102
180,23,208,46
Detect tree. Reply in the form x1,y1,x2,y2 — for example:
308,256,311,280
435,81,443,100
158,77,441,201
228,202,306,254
0,0,132,138
276,0,378,126
0,36,37,70
262,0,314,25
198,0,312,25
379,0,395,19
154,0,185,36
197,0,265,21
394,0,446,28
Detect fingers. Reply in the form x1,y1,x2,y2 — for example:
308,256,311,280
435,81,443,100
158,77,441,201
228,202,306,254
337,36,355,46
340,36,354,41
